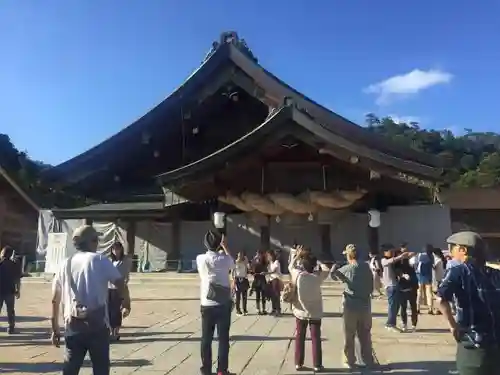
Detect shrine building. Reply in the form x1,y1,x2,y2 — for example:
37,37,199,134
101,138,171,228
39,32,450,271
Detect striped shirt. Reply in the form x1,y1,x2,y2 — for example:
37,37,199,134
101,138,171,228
437,262,500,347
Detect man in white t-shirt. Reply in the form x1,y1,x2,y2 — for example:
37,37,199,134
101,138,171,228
51,225,125,375
197,230,234,375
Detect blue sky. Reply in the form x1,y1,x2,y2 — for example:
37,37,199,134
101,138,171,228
1,1,499,165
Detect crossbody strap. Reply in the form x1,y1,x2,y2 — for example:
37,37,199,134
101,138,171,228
65,254,79,301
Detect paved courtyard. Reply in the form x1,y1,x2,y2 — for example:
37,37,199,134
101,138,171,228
0,279,456,374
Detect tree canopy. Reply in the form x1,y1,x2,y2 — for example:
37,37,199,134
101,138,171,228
0,134,86,208
1,117,499,209
365,114,500,188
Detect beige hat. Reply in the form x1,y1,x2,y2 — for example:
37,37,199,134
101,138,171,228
72,225,99,251
343,244,357,256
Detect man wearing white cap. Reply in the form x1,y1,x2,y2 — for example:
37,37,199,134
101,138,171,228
50,225,127,375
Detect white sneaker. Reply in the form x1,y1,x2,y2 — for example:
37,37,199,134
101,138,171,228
401,324,408,332
385,325,400,332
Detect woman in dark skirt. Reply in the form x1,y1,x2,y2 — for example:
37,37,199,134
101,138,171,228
251,250,269,315
108,242,131,340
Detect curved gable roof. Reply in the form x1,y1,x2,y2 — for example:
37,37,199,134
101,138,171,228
157,104,441,187
44,31,443,185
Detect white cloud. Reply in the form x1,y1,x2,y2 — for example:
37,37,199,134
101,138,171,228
443,126,464,136
364,69,453,105
388,115,421,125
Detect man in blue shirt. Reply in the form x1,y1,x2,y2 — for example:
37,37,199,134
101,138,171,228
437,231,500,375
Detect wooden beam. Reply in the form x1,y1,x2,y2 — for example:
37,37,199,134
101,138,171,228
0,165,39,211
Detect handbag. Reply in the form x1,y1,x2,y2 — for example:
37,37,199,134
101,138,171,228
205,257,232,304
281,282,297,303
207,283,232,304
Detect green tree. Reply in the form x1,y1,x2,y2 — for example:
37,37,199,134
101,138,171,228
0,133,86,208
365,114,500,188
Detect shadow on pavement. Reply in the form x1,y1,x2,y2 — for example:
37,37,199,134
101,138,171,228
281,360,455,374
323,312,386,318
116,334,296,344
0,315,47,323
385,360,456,374
0,326,52,346
120,330,194,338
133,297,200,301
413,328,449,334
0,359,151,373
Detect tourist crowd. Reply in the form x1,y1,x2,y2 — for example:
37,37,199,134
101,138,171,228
193,229,500,375
2,225,500,375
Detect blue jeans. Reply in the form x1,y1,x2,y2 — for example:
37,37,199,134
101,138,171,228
63,327,110,375
385,286,399,327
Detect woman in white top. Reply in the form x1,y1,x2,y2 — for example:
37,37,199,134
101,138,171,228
107,242,131,341
232,251,250,315
432,248,445,290
368,251,383,297
265,250,282,316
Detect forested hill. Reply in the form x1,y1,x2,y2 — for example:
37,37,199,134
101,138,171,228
365,114,500,188
1,115,500,207
0,134,85,208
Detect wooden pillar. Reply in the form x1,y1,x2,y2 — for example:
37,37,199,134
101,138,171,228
319,224,333,261
126,220,137,272
170,219,181,263
367,226,379,254
126,220,136,256
260,217,270,250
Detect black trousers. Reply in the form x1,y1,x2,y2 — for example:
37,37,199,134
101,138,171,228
456,342,500,375
0,293,15,328
253,276,267,311
399,289,418,327
200,304,232,374
234,278,248,313
269,279,281,313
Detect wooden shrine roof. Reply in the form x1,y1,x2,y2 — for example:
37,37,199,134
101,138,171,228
158,104,443,189
43,31,444,190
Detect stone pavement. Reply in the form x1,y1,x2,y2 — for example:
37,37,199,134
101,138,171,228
0,282,456,375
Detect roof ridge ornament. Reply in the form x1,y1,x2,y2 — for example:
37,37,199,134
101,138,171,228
203,31,258,63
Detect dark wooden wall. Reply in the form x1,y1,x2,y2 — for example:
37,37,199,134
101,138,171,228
451,209,500,259
0,182,38,261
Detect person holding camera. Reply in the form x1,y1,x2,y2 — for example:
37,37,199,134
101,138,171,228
288,245,330,372
331,244,374,369
437,231,500,375
381,245,411,331
197,230,234,375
